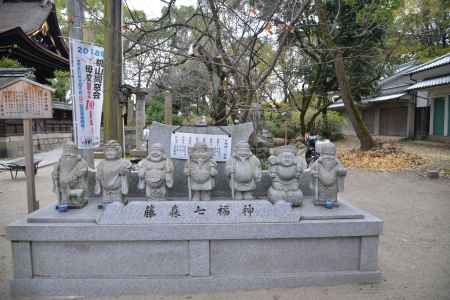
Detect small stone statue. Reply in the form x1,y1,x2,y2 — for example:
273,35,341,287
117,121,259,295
184,143,217,201
309,141,347,207
267,145,306,207
137,143,174,200
95,140,131,208
225,142,262,200
52,142,88,210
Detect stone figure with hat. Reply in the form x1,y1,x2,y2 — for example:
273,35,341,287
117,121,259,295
267,145,306,207
137,143,175,200
184,143,218,201
225,142,262,200
95,140,131,208
309,141,347,208
52,142,89,210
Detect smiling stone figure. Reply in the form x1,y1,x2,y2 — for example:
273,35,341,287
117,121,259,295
137,143,174,200
225,142,262,200
95,140,131,208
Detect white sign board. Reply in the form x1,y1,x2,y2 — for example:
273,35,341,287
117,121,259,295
170,132,232,162
69,38,104,149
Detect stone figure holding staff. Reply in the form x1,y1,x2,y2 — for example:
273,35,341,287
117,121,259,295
184,143,217,201
309,141,347,207
225,142,262,200
95,140,131,208
52,142,88,209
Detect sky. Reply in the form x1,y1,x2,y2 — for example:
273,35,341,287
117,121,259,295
127,0,197,18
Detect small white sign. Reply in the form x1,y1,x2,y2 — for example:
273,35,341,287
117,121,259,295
170,132,232,162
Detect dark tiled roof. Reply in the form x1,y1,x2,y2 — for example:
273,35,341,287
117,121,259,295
405,75,450,91
0,1,52,34
408,53,450,75
0,67,35,88
0,68,35,78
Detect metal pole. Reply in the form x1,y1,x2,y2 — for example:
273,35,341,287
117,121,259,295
23,119,38,212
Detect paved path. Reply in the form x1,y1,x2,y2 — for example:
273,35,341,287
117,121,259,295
0,167,449,300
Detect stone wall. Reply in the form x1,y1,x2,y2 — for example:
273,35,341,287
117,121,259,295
0,133,72,158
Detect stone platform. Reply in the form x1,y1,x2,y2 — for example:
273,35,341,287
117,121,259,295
7,197,383,297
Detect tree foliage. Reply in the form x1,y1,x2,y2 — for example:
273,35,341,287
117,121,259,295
51,0,449,148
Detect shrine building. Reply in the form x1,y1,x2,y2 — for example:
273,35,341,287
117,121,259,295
0,0,72,157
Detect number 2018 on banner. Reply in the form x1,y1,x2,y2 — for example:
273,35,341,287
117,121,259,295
77,46,103,57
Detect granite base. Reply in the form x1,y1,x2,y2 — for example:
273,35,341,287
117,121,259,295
7,198,383,297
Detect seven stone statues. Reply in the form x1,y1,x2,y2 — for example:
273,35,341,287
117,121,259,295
52,137,346,209
184,143,218,201
95,140,131,208
225,142,262,200
137,143,174,200
52,142,88,209
267,145,306,207
309,141,347,207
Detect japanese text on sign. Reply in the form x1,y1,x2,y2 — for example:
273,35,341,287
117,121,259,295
69,38,104,149
170,132,232,162
0,80,53,119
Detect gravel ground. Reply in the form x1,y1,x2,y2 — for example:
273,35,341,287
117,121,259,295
0,165,449,300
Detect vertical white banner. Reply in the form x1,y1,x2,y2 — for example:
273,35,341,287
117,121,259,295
69,38,104,149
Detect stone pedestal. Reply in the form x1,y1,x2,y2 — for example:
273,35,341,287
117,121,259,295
7,196,383,297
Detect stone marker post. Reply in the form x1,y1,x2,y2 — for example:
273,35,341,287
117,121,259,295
135,88,148,150
164,92,173,125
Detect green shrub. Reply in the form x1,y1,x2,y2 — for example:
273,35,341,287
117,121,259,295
0,57,22,68
316,111,346,141
145,96,165,124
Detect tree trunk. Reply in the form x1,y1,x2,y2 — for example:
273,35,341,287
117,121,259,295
334,50,375,150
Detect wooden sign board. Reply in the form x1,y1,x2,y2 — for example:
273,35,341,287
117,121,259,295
0,78,54,119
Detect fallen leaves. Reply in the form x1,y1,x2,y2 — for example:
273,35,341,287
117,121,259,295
338,144,430,171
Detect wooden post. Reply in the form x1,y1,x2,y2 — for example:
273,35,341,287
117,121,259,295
103,0,123,146
23,119,38,213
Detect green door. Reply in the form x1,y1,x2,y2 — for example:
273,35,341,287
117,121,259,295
433,97,445,136
448,96,450,136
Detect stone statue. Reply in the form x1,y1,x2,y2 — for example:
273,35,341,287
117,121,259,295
309,141,347,207
137,143,174,200
267,145,306,207
225,142,262,200
184,143,217,201
52,142,88,209
95,140,131,208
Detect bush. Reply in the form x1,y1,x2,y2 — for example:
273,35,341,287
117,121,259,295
145,96,165,124
265,119,300,140
0,57,22,68
50,70,70,102
317,111,346,141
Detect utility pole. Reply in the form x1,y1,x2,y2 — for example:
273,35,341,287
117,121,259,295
103,0,123,146
68,0,95,168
